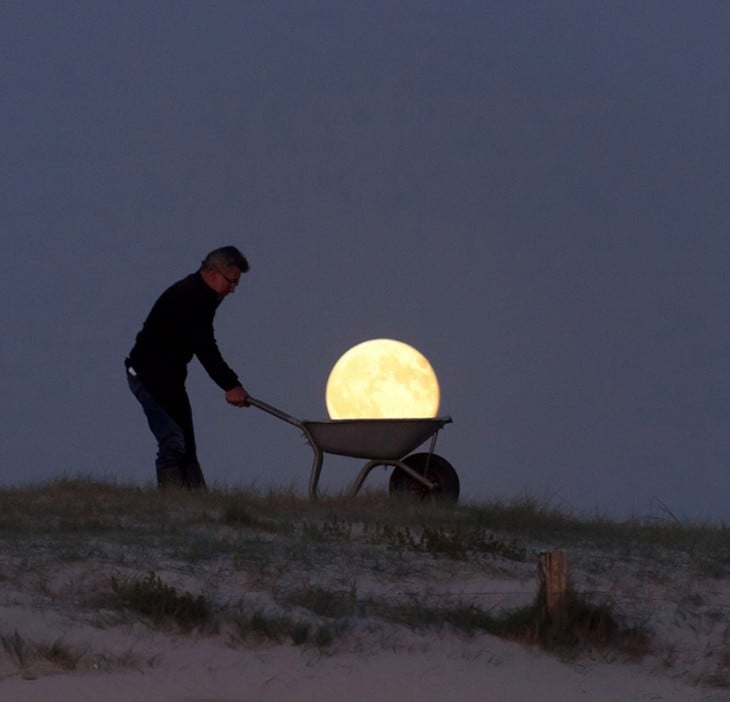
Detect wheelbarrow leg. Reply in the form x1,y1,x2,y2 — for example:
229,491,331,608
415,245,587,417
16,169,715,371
308,444,324,500
248,398,326,501
349,459,382,497
349,459,436,497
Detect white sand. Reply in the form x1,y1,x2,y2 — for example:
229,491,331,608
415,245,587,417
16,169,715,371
1,632,720,702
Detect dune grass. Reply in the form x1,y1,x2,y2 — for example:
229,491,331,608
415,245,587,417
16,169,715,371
0,477,725,576
1,476,725,543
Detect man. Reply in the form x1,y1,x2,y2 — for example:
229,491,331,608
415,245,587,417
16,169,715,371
125,246,250,489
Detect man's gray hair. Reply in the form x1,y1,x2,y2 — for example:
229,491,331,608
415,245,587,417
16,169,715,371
201,246,250,273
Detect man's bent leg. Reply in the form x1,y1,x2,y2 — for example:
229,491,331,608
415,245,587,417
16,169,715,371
170,393,208,490
127,372,187,487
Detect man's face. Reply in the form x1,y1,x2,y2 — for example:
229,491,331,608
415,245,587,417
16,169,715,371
211,266,241,298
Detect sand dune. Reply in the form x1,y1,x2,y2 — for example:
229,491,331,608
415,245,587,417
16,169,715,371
0,482,727,701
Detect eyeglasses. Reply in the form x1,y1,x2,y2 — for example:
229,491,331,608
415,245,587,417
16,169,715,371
218,270,240,288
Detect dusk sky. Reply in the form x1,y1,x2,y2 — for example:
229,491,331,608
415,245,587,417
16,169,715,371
2,1,729,521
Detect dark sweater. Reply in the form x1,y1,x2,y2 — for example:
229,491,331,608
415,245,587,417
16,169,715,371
127,272,240,396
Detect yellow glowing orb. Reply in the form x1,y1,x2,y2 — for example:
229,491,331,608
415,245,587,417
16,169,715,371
325,339,440,419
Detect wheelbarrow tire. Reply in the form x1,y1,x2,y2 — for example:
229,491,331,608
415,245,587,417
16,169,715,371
389,452,460,504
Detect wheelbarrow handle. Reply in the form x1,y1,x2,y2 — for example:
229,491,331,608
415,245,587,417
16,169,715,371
247,397,305,430
247,396,324,500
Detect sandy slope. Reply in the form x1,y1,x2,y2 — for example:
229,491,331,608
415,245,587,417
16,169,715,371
0,487,728,702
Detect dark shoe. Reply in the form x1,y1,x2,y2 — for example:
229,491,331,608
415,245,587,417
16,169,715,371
157,466,185,488
183,461,208,491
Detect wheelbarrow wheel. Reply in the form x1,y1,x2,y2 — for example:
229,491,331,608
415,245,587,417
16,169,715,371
389,452,460,504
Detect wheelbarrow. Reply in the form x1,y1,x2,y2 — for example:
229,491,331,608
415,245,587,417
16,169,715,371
248,397,459,503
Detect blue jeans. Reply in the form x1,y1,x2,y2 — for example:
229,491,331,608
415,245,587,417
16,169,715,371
126,368,206,489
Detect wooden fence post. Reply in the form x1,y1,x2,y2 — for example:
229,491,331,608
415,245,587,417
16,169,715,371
538,551,568,617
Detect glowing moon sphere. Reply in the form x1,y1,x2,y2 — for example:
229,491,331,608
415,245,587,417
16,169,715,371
325,339,440,419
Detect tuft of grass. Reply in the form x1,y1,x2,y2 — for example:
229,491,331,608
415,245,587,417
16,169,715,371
420,525,527,561
221,501,258,527
2,630,30,669
361,521,527,561
700,669,730,689
1,631,82,673
232,611,338,647
282,585,359,619
109,571,213,631
531,588,651,659
40,639,82,670
376,588,650,660
303,518,353,541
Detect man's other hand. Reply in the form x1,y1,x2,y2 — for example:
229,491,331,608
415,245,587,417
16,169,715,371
226,385,250,407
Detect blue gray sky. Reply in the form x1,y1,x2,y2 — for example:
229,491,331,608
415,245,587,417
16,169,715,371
2,1,729,520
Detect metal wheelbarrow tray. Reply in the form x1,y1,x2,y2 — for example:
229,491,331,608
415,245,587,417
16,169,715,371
249,397,459,503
